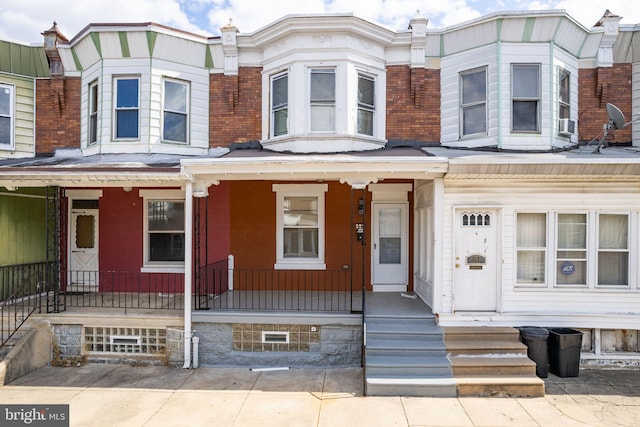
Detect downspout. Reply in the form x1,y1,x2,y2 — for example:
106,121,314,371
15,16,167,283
183,182,194,368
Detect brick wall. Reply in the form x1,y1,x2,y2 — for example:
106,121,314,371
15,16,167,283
210,68,262,147
35,76,81,155
578,64,632,144
386,66,440,143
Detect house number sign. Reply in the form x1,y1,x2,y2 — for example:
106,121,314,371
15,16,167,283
466,254,486,270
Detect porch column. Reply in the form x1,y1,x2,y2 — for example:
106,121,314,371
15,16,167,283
183,182,193,368
432,177,445,314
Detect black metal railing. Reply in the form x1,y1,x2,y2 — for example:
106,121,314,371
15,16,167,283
195,259,229,310
198,266,354,312
0,262,50,347
58,270,184,311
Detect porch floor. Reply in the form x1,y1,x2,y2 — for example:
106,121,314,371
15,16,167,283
365,292,433,317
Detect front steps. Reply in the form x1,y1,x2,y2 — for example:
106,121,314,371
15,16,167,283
444,327,545,397
365,311,456,397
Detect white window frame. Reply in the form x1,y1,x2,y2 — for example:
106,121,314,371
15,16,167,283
140,189,185,273
88,80,98,145
558,68,570,122
273,184,327,270
511,64,540,133
357,73,375,136
515,212,548,287
162,77,189,144
460,67,487,138
270,71,288,138
0,83,15,150
309,68,336,133
113,76,140,140
597,213,629,288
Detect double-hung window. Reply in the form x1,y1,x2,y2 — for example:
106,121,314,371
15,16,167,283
460,67,487,137
114,77,139,139
556,213,587,286
598,214,628,286
140,190,185,272
512,64,540,132
162,79,189,143
88,81,98,145
0,83,14,149
516,213,547,285
357,74,375,136
310,69,335,132
271,72,288,137
273,184,327,270
558,68,570,121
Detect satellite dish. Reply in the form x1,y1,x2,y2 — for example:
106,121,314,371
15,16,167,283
606,103,625,129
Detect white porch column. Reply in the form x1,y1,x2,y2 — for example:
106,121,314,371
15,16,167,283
432,177,445,315
183,182,193,368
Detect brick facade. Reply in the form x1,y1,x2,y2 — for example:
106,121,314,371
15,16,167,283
210,68,262,147
386,66,440,143
578,64,632,144
35,76,81,155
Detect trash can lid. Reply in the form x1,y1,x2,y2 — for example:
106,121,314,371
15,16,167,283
518,326,549,338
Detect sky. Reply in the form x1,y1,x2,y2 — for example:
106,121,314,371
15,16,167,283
1,0,639,45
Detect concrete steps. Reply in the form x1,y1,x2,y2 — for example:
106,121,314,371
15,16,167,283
365,314,456,397
444,327,544,397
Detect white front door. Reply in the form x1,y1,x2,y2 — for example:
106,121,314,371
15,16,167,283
69,208,99,291
372,202,408,292
453,209,499,311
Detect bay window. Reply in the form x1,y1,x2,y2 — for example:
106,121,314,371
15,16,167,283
162,79,189,143
114,77,140,139
357,73,375,136
460,67,487,137
512,64,540,132
271,72,288,137
88,81,98,145
310,69,335,132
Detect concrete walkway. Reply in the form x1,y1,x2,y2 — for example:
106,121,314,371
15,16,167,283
1,365,639,426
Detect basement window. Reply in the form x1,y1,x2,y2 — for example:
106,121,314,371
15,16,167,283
262,331,289,344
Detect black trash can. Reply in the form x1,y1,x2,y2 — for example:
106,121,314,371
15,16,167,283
518,326,549,378
548,328,583,377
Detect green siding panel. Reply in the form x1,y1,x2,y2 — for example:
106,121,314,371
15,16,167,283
146,31,157,56
0,191,47,267
90,32,102,56
119,32,131,57
522,17,535,42
205,45,214,68
0,41,49,77
71,47,83,71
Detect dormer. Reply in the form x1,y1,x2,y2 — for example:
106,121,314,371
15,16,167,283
234,14,400,153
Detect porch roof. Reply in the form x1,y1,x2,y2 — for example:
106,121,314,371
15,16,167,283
180,147,449,187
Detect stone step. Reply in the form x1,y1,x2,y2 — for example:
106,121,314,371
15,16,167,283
365,354,452,377
367,336,446,351
450,355,537,376
455,375,545,397
366,319,440,335
444,326,521,339
445,338,528,356
366,376,457,397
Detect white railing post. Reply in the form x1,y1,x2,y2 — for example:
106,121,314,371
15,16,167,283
228,254,234,291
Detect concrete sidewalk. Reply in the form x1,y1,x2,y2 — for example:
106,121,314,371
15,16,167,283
1,365,640,427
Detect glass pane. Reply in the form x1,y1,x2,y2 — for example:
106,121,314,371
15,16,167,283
558,214,586,249
380,237,401,264
357,109,373,135
310,105,335,132
163,111,187,142
284,197,318,227
149,233,185,261
164,80,187,112
513,65,538,98
559,104,570,120
0,116,9,145
599,214,627,249
0,87,10,116
598,252,628,286
517,213,546,248
559,70,570,104
283,228,318,258
556,260,586,285
513,101,538,131
116,79,139,108
90,114,98,143
90,84,98,113
272,75,288,108
116,110,139,138
273,108,287,136
462,70,486,104
311,71,335,101
76,215,95,249
517,251,545,283
379,208,401,237
358,75,374,106
462,104,486,135
72,199,99,209
148,202,185,231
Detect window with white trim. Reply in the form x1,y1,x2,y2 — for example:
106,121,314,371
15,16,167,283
512,64,540,132
273,184,327,270
114,76,139,139
516,211,630,289
0,83,14,149
140,190,185,272
460,67,487,137
357,73,375,136
162,78,189,143
310,68,335,132
270,72,288,137
88,80,98,145
558,68,570,121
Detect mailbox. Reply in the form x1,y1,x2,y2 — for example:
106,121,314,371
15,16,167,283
466,254,486,270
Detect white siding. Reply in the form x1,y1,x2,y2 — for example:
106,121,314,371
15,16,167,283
633,63,640,147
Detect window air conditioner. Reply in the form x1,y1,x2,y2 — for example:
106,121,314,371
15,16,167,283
558,118,575,136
